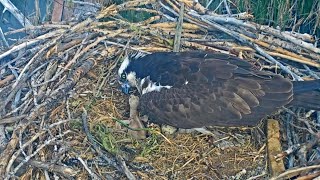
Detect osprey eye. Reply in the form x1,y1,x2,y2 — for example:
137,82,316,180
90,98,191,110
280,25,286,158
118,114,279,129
121,73,126,80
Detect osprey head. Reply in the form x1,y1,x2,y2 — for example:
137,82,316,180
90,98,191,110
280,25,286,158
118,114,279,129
118,56,138,94
117,54,172,95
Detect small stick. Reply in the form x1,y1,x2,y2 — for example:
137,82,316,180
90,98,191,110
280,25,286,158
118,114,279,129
0,125,7,152
77,157,100,180
267,119,285,176
72,1,101,8
4,24,71,35
223,0,232,16
206,0,215,9
0,115,27,124
173,3,184,52
34,0,41,25
270,164,320,180
0,27,9,48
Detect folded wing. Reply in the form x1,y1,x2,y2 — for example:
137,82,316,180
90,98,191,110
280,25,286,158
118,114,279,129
138,52,293,128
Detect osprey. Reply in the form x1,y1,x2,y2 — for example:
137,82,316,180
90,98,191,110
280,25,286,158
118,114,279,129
118,51,320,129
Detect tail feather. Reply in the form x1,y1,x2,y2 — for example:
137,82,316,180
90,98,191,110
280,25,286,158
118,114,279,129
290,91,320,110
292,79,320,93
291,79,320,110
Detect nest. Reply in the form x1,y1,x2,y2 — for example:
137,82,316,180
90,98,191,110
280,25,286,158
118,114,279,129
0,0,320,179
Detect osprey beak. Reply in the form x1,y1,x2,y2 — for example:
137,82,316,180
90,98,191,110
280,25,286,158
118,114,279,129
121,81,131,94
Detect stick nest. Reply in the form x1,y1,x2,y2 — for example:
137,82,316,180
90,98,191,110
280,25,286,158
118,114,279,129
0,0,319,179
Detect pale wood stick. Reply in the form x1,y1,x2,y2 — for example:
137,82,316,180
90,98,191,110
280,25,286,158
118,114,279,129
0,0,32,27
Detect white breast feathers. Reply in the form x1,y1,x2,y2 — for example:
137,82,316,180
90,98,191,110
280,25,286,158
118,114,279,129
141,80,172,94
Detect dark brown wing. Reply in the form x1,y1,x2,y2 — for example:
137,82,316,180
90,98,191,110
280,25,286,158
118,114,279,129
138,53,293,128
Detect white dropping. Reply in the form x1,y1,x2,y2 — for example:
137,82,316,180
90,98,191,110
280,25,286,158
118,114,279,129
118,56,130,76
